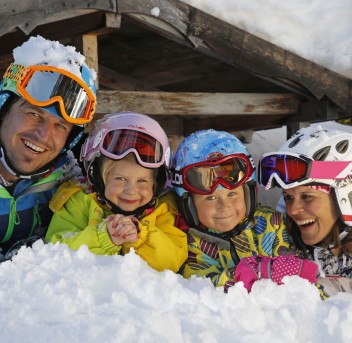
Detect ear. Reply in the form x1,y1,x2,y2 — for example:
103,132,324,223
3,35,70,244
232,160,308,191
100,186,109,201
177,193,199,228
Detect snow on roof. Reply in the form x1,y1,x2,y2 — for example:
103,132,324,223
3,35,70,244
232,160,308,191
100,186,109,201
182,0,352,79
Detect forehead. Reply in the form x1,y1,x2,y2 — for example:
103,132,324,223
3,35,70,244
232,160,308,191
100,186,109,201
193,185,245,198
284,185,325,195
108,158,154,175
10,99,72,126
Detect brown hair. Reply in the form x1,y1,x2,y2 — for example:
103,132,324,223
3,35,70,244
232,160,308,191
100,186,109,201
287,216,352,256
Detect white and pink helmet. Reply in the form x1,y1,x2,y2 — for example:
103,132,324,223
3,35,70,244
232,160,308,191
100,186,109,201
259,125,352,225
80,111,171,197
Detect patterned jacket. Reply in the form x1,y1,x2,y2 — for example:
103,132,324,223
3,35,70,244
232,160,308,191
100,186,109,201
296,235,352,278
180,206,292,291
0,152,80,258
46,182,188,272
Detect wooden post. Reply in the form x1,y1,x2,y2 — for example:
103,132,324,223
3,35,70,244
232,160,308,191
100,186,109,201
83,34,99,89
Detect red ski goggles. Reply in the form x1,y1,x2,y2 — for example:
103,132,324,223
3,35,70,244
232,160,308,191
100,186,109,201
258,152,352,189
83,128,165,168
172,154,255,195
3,63,96,125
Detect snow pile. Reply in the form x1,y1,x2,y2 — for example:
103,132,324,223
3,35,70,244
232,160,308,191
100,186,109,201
0,241,352,343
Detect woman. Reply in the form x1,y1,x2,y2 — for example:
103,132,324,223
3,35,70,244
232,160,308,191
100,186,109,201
258,125,352,296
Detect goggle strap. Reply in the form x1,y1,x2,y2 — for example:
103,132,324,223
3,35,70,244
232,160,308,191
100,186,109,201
310,161,352,180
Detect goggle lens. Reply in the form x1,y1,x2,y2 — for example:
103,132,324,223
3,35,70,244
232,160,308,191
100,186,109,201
181,154,253,194
25,71,90,119
259,154,309,186
3,63,96,124
102,129,163,165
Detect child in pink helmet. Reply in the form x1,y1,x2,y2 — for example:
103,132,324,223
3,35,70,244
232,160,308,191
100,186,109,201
46,112,187,272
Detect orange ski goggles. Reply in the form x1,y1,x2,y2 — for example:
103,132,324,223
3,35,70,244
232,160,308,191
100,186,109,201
2,63,96,125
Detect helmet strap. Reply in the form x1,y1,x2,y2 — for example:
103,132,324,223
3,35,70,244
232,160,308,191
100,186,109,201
177,193,200,228
0,145,53,180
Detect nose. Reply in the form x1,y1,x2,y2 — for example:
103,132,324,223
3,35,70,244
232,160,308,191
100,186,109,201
34,120,53,141
124,182,136,194
217,196,230,210
287,198,304,216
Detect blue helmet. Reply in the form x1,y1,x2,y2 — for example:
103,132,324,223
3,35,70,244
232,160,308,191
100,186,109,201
172,129,257,227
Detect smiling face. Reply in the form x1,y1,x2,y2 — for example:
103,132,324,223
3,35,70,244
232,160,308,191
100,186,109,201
103,154,155,212
284,186,339,246
0,99,72,179
192,186,247,232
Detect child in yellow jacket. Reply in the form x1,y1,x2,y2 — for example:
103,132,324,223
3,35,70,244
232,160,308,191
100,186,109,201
46,112,187,272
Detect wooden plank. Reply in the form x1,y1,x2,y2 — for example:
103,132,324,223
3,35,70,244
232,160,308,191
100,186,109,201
87,112,290,136
96,91,301,115
0,11,106,55
0,0,116,35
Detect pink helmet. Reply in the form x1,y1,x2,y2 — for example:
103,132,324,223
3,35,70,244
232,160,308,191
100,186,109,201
81,111,171,197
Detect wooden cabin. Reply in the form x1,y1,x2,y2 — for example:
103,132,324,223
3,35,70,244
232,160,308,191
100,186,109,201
1,0,351,147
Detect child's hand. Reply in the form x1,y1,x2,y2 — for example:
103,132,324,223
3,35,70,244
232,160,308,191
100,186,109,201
106,214,139,246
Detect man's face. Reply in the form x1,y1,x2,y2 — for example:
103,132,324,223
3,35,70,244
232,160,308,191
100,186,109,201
0,99,73,175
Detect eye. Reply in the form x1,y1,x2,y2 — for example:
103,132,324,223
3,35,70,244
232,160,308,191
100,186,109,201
56,122,69,132
206,195,217,201
228,191,237,197
302,193,313,200
283,193,293,202
25,111,40,118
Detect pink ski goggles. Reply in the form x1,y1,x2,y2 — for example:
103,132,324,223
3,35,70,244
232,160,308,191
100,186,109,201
258,152,352,189
82,128,165,168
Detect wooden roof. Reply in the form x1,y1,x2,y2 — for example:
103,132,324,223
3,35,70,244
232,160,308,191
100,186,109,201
1,0,351,138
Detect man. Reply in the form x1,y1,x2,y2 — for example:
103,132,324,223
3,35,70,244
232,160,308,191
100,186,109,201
0,35,97,260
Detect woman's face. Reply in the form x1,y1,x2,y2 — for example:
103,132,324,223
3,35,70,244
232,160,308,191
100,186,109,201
283,186,339,246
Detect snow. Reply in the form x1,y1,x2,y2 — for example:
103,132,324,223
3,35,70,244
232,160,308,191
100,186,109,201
182,0,352,79
1,240,352,343
13,35,96,80
2,3,352,342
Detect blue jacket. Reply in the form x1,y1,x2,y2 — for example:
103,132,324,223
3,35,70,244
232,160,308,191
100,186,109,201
0,152,80,258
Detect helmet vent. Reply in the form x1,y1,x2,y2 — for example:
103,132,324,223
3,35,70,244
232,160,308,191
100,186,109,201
288,135,303,148
312,146,331,161
335,140,349,154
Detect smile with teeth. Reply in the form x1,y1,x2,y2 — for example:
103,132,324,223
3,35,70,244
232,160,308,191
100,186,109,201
296,219,316,226
24,140,45,153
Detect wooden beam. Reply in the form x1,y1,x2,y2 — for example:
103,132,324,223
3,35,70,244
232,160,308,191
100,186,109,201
96,91,301,115
88,112,290,136
0,1,116,35
98,65,159,91
118,0,352,112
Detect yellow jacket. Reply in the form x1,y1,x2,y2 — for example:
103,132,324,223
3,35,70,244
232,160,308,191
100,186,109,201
46,180,188,272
